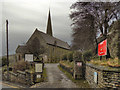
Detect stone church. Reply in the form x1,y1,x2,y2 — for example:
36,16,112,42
16,10,70,62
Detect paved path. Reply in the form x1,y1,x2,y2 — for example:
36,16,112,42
31,63,78,88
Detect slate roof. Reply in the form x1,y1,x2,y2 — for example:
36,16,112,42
16,45,27,53
36,29,70,50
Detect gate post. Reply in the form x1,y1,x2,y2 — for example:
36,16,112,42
74,60,84,79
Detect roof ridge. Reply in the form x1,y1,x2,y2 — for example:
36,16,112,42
37,29,69,44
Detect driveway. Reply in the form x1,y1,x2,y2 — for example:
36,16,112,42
31,63,78,88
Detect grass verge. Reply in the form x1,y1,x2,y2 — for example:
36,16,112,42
59,60,74,69
58,65,90,88
88,57,120,68
43,68,47,81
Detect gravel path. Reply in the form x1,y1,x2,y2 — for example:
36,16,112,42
31,63,78,88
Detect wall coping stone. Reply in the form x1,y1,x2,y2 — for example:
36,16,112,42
86,63,120,72
9,71,18,76
17,70,26,75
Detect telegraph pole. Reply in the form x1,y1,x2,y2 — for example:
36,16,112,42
6,20,9,80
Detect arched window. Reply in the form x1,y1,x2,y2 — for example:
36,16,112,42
27,37,45,56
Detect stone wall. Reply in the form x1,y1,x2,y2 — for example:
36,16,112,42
59,63,73,75
2,70,35,85
85,63,120,88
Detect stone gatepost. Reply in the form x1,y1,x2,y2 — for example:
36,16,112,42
25,70,32,85
74,60,84,79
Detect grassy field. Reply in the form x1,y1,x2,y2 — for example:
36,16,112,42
58,65,90,88
0,54,16,66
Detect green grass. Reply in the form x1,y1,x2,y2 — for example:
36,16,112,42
58,65,90,88
88,57,120,67
59,60,74,69
2,65,8,72
43,68,47,81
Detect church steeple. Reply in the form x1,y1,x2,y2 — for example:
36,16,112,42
46,9,53,36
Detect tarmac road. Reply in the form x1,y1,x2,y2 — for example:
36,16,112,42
31,63,78,88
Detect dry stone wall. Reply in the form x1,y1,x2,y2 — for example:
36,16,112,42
85,63,120,88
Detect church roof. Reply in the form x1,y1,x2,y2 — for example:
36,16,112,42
16,29,70,53
36,29,70,50
16,45,27,53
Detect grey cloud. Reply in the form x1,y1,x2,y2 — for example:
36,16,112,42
2,1,75,56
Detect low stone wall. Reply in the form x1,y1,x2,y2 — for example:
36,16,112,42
59,63,73,75
85,63,120,88
2,70,36,85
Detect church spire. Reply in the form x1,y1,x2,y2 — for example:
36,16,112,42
46,9,53,36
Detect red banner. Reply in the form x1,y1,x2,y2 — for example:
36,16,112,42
98,39,107,56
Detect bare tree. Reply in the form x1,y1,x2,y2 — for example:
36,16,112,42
70,2,120,52
71,14,95,51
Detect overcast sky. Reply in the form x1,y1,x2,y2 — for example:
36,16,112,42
1,0,77,56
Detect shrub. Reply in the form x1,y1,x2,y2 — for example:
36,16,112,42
73,51,82,61
13,60,30,73
2,57,8,66
83,50,92,61
68,52,74,62
62,54,67,60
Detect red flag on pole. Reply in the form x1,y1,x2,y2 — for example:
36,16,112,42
98,39,107,56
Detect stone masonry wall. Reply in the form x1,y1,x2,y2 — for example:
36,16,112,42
85,63,120,88
2,70,35,85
